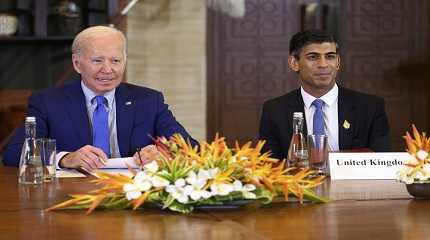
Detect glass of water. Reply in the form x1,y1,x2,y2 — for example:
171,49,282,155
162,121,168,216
36,138,56,182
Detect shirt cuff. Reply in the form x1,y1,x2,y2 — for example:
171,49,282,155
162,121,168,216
56,151,70,169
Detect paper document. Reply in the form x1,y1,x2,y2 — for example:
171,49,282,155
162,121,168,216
101,157,139,169
55,157,138,178
56,169,87,178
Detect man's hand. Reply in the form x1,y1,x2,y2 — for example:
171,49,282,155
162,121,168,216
59,145,108,171
133,145,161,166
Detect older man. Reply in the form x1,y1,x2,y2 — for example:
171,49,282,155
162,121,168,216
4,26,196,171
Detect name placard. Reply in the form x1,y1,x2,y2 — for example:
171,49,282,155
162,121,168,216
329,152,410,180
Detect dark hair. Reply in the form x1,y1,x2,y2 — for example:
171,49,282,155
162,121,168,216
289,30,339,58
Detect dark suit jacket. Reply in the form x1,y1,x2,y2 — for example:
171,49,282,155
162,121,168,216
3,80,197,166
259,87,391,160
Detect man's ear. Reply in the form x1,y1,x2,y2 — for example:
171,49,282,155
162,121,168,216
288,55,300,72
72,54,82,74
336,55,341,70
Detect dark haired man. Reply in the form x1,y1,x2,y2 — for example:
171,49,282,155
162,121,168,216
259,30,390,160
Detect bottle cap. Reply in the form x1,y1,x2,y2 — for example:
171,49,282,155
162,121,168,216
293,112,303,118
25,116,36,122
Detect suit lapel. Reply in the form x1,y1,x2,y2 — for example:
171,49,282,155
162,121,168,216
338,87,355,150
115,84,134,157
64,80,92,146
286,89,308,135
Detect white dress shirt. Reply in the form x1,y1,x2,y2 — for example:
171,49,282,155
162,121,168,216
81,81,121,158
56,81,121,168
301,84,339,151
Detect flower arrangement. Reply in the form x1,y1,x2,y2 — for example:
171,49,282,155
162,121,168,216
47,134,328,214
397,125,430,184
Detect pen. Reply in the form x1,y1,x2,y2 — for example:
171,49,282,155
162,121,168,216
99,157,107,165
77,166,98,178
136,148,144,171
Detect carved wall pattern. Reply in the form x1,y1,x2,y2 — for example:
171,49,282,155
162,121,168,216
339,0,429,150
208,0,300,143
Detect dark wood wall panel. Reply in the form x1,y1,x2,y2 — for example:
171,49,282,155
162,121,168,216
208,0,300,145
338,0,429,150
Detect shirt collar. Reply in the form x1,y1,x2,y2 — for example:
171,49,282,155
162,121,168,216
81,80,115,108
301,83,338,108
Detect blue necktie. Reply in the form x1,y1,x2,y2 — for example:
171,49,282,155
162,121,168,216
312,99,325,135
92,96,110,157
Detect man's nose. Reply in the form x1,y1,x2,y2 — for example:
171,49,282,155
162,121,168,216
100,62,114,73
318,57,329,67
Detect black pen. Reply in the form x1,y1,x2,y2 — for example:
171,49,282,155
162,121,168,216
136,148,144,171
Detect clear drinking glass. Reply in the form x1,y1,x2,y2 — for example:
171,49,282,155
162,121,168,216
36,138,56,182
307,134,329,176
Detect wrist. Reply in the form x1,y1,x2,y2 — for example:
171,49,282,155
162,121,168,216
57,152,70,169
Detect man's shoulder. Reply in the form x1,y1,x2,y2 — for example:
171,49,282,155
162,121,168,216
339,87,385,104
118,82,161,96
31,80,78,99
263,89,301,108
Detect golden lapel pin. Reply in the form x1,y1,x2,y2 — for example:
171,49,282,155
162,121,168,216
343,120,350,129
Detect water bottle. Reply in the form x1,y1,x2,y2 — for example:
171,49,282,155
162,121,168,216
18,116,43,184
287,112,308,169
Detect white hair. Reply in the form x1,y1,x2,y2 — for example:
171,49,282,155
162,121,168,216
72,25,127,57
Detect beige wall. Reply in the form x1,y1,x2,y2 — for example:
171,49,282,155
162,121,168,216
127,0,206,141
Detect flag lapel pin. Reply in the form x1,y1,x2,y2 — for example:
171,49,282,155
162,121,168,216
343,120,350,130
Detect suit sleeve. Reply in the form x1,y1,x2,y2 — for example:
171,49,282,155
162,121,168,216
259,102,283,159
3,93,50,166
368,98,391,152
154,92,198,146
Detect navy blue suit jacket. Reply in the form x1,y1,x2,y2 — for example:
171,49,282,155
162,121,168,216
3,80,196,166
259,87,391,160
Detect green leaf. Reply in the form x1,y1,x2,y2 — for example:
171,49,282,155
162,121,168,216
168,201,193,214
103,197,131,209
254,187,274,204
303,188,330,203
162,194,176,209
156,172,174,183
146,191,161,202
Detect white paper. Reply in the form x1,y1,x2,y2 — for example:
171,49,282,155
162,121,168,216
56,168,135,178
56,169,87,178
55,158,138,178
329,152,410,180
101,157,139,169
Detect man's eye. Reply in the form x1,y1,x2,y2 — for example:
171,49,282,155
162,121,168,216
112,59,121,64
91,59,103,64
307,55,319,60
326,54,337,60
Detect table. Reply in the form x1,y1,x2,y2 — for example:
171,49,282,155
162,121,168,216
0,167,429,240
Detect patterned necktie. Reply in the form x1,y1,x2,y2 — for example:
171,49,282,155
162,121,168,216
92,96,110,157
312,99,325,135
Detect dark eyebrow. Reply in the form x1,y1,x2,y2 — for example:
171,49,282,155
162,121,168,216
305,51,337,56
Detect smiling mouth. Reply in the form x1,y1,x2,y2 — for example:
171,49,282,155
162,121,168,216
314,72,331,76
96,78,114,82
